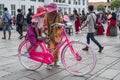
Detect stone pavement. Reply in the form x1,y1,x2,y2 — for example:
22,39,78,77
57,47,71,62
0,27,120,80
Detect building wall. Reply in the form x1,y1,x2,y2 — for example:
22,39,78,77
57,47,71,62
0,0,88,16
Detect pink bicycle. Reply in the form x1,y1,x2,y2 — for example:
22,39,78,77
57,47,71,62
18,23,96,76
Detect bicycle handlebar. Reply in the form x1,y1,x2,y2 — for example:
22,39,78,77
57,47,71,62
50,23,65,27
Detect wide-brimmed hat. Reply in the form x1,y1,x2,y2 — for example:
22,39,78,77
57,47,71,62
32,6,48,18
44,2,60,12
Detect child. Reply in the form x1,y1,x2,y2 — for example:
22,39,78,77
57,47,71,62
24,6,48,57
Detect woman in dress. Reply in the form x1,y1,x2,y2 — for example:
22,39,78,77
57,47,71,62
44,2,63,69
73,9,81,34
106,12,117,36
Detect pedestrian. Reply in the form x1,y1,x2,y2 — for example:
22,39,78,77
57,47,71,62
24,6,48,57
106,12,117,36
73,9,81,34
1,7,12,40
80,5,104,53
96,13,105,35
26,8,34,25
44,2,63,69
16,9,24,39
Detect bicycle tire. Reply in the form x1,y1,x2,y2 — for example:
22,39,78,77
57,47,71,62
61,41,96,76
18,40,43,70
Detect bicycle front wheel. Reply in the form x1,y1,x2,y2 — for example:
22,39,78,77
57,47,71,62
61,41,96,76
18,40,43,70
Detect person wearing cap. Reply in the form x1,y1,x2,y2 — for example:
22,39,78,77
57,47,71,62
24,6,48,57
44,2,63,69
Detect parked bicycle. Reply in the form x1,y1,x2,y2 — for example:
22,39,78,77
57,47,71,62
18,23,96,76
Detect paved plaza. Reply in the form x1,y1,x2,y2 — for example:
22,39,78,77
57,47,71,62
0,26,120,80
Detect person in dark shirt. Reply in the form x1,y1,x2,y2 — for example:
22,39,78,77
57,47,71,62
26,8,34,25
16,9,24,39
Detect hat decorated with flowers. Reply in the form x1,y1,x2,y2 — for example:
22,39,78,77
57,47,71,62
32,6,48,18
44,2,60,12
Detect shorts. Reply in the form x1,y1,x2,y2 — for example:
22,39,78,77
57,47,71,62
2,22,11,32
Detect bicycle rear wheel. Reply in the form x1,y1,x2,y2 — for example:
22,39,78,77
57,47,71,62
18,40,43,70
61,41,96,76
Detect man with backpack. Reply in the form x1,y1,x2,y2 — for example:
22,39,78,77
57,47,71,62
80,5,104,53
1,7,12,40
16,9,24,39
26,8,34,25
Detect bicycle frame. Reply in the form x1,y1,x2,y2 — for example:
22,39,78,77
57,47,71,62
40,26,80,60
18,25,80,64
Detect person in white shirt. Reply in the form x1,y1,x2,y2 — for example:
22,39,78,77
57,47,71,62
80,5,104,53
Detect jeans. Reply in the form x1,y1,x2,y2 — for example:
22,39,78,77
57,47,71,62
86,33,102,48
16,24,23,36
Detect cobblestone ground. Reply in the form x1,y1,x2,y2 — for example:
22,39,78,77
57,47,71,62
0,24,120,80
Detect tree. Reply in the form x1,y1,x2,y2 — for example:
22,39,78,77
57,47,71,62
110,0,120,10
97,5,105,11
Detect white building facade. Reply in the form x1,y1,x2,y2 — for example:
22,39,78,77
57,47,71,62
0,0,88,16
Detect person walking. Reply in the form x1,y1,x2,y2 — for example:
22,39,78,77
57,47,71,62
73,9,81,34
26,8,34,25
16,9,24,39
80,5,104,53
1,7,12,40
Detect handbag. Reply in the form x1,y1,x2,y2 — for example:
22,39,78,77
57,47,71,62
0,18,3,26
110,26,117,36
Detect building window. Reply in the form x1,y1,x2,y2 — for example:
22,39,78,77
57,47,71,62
38,0,44,2
0,4,4,16
59,0,62,3
11,4,16,16
31,6,34,14
83,0,85,5
73,0,76,5
30,0,36,1
21,5,26,15
62,0,65,3
78,0,81,5
54,0,59,2
68,0,71,4
69,8,71,14
64,8,67,14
